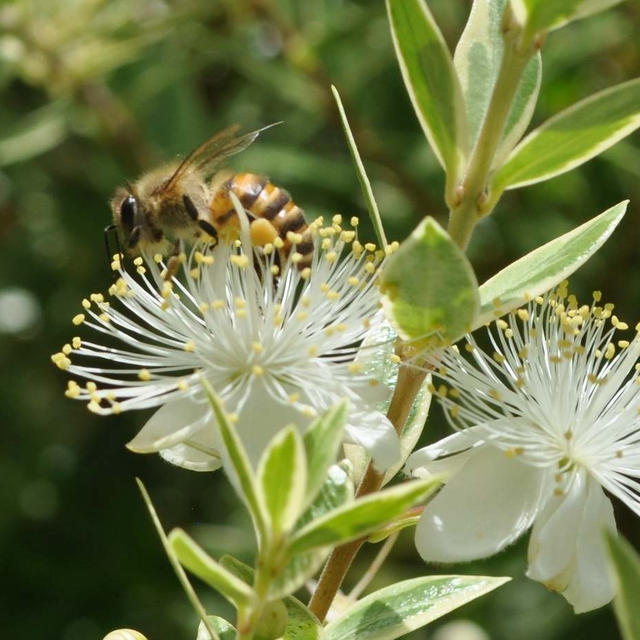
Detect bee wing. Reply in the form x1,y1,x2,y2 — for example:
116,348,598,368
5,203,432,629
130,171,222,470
158,123,279,195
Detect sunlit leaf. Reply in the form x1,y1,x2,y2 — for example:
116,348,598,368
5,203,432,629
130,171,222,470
493,78,640,191
387,0,466,181
325,575,509,640
380,217,479,347
196,617,235,640
454,0,541,165
288,478,440,555
475,200,627,326
168,529,254,607
257,426,307,535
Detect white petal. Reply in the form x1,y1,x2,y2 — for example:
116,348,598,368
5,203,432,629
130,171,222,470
560,479,616,612
159,432,223,473
127,398,210,453
343,408,400,471
415,444,547,562
405,427,488,479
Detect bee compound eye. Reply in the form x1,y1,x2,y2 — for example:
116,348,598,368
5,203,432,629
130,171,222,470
120,195,138,229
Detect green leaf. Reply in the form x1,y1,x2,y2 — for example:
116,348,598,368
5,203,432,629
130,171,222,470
136,480,220,640
510,0,623,38
324,575,509,640
380,217,479,347
269,464,355,599
331,85,387,248
168,528,254,607
217,556,324,639
386,0,466,182
289,478,440,555
367,511,422,544
454,0,541,165
606,533,640,640
475,201,627,326
303,401,349,506
493,78,640,191
258,425,307,534
197,617,236,640
201,378,267,541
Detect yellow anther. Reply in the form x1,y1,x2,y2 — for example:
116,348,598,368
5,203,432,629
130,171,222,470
592,290,602,302
65,381,80,398
72,313,85,326
341,230,356,243
87,400,101,414
325,250,337,264
288,393,300,403
194,251,214,265
86,382,97,393
488,388,501,400
177,380,189,391
133,257,143,266
364,243,376,252
348,362,362,374
364,262,376,274
199,302,210,313
90,293,104,304
320,283,330,292
252,365,264,376
308,345,318,357
291,252,303,264
230,255,249,268
297,311,308,321
301,296,311,307
62,343,72,355
505,328,514,339
82,298,91,310
235,298,246,309
250,341,263,353
270,265,280,275
138,369,151,381
350,216,359,227
228,413,239,423
390,354,401,364
348,277,359,287
184,341,196,352
51,352,71,370
273,237,284,249
71,337,82,349
286,231,303,245
326,291,339,301
189,268,200,279
263,243,274,255
302,407,317,418
493,352,505,364
605,342,615,360
352,241,363,255
332,214,343,225
300,267,311,280
518,347,528,359
99,313,110,323
496,319,508,330
237,309,247,318
154,253,163,263
619,340,630,348
465,343,475,352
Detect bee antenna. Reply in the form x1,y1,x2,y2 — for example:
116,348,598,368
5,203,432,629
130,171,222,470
125,180,140,199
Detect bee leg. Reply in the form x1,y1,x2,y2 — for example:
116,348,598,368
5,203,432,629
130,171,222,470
183,194,199,221
197,219,218,242
103,224,123,277
163,240,182,281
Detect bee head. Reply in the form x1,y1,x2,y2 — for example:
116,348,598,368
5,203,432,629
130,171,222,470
110,186,155,252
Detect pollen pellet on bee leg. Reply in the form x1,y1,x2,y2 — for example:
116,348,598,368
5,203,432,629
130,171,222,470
250,218,279,246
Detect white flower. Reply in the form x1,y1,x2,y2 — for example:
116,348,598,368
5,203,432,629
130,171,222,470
406,283,640,612
53,213,401,473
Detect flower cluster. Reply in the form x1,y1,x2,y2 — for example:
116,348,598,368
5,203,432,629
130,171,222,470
407,283,640,612
52,214,401,472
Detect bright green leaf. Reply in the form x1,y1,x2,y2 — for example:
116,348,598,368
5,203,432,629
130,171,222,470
325,575,509,640
289,478,440,555
197,617,236,640
387,0,466,181
367,511,421,544
454,0,541,165
201,378,267,541
510,0,623,38
217,556,324,639
475,200,627,326
493,78,640,191
303,401,349,506
606,532,640,640
380,217,479,347
258,426,307,534
332,86,387,248
269,464,354,599
168,528,254,607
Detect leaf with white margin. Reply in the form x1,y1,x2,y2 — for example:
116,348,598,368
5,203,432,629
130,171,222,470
510,0,623,38
454,0,542,166
168,528,254,607
196,616,235,640
380,217,479,347
474,200,627,327
606,533,640,640
258,425,307,535
387,0,467,181
493,78,640,191
324,575,509,640
219,555,324,639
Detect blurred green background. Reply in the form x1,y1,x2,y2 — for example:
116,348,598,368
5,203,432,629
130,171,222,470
1,1,639,638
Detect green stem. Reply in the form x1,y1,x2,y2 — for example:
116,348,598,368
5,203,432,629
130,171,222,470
447,14,535,249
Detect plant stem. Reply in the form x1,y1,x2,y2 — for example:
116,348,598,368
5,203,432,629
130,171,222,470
447,17,535,250
308,365,427,622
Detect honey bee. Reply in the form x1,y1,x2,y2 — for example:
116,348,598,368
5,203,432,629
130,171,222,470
108,124,312,269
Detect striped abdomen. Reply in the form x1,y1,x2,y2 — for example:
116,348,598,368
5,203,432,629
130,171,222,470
209,172,312,266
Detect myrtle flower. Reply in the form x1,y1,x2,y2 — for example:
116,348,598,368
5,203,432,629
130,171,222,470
52,213,401,472
406,283,640,612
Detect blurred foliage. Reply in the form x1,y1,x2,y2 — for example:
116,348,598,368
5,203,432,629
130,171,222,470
0,0,638,638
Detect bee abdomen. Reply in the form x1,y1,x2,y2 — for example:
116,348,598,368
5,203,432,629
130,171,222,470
229,173,311,263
